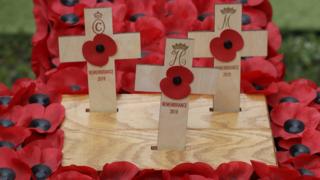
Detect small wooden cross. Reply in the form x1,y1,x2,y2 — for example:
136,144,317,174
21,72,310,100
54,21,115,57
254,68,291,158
188,4,267,112
135,38,219,150
59,8,141,112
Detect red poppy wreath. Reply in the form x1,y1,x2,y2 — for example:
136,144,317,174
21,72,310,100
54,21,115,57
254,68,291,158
160,66,194,100
210,29,244,62
82,34,117,67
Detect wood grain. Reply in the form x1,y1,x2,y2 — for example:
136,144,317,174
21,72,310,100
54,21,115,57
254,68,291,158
62,94,276,169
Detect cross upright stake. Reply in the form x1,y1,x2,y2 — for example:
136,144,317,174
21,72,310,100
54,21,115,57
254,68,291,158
59,8,141,112
188,4,267,112
135,38,219,150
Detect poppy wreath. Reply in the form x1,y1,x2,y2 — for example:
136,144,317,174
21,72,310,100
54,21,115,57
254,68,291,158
1,0,320,179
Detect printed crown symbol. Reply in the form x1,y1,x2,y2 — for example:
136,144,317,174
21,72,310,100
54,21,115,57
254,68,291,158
221,7,236,15
94,11,103,19
172,43,189,51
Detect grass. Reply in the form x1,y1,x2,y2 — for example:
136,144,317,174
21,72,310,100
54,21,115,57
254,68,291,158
0,0,319,85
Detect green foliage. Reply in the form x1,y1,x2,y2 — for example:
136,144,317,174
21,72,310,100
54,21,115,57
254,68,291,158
0,34,34,86
281,32,320,84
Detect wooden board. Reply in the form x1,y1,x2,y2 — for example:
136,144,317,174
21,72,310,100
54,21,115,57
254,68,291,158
61,94,276,169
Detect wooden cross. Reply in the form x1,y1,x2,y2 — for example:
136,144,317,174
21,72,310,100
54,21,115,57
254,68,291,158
135,38,219,150
188,4,267,112
59,8,141,112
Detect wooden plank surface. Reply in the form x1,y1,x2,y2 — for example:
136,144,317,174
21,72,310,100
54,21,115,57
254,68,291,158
61,94,276,169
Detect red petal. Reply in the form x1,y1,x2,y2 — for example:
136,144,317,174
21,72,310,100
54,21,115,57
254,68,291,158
100,162,139,180
216,161,253,180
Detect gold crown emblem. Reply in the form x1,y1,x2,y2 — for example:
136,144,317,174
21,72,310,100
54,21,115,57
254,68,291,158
94,11,103,19
172,43,189,51
221,7,236,15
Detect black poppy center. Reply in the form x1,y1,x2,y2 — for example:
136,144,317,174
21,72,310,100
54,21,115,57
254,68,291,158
252,83,264,90
29,119,51,131
172,76,182,86
242,14,251,25
284,119,305,134
289,144,310,157
298,168,314,176
0,119,14,128
70,85,81,92
0,96,12,106
60,0,79,7
129,13,145,22
61,14,79,25
224,40,233,50
32,164,52,180
279,96,299,103
0,168,16,180
29,94,51,107
0,141,15,149
240,0,248,4
314,92,320,104
198,13,212,21
96,44,105,53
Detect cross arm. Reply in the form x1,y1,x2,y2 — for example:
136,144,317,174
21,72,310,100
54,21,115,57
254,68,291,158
58,36,87,63
241,31,268,57
135,64,163,93
113,33,141,59
188,32,216,58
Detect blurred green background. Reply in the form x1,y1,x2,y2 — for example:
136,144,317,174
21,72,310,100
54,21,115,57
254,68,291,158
0,0,319,86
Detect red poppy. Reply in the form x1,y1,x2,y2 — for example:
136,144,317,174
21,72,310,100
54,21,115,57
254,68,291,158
127,16,166,50
0,148,32,180
161,0,197,36
133,169,170,180
18,103,65,133
267,80,317,108
289,155,320,177
267,22,282,52
210,29,244,62
125,0,156,18
0,126,31,149
277,131,320,164
160,66,194,99
49,165,99,180
32,37,52,77
241,71,278,95
82,34,117,67
100,162,139,180
12,79,62,107
18,144,62,180
170,162,218,179
251,160,301,179
32,0,49,44
0,83,36,114
242,57,278,77
191,0,214,31
268,53,285,80
242,7,268,29
271,103,320,139
0,106,24,127
47,67,88,94
311,88,320,110
25,129,64,150
216,161,253,180
256,0,273,22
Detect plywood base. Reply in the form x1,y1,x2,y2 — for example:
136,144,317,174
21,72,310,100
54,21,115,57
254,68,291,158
61,94,276,169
